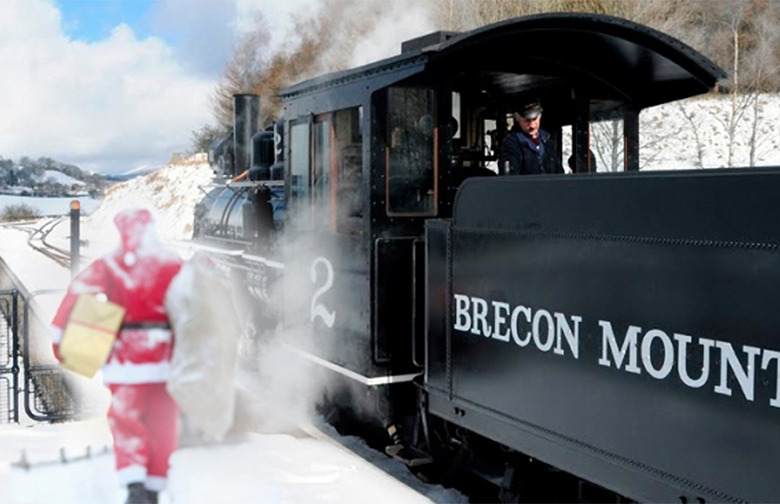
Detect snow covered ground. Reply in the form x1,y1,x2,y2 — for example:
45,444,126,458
0,411,466,504
0,157,468,504
1,92,780,504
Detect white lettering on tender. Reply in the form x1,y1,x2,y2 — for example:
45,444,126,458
641,329,674,379
452,294,580,359
598,322,641,374
598,320,778,407
676,334,714,388
492,301,511,342
713,341,761,401
454,293,780,409
761,350,780,407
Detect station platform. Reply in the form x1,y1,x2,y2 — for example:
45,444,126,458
0,219,466,504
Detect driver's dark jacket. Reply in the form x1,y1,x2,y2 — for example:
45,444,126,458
498,125,563,175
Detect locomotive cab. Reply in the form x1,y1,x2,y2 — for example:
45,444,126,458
272,10,758,501
275,11,724,392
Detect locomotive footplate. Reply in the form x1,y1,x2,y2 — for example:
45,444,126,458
385,443,433,468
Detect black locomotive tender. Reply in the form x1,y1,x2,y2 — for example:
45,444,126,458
193,13,780,503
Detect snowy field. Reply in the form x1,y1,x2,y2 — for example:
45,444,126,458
0,194,102,217
1,92,780,503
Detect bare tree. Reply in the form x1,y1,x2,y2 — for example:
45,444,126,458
211,0,386,130
695,1,767,166
434,0,478,30
212,12,272,129
743,7,780,165
190,123,225,155
676,102,707,168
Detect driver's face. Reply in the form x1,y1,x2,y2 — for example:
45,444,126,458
519,115,541,139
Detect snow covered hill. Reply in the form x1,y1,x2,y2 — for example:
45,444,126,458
75,155,214,257
636,93,780,169
38,170,85,186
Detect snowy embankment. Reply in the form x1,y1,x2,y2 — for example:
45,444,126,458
0,156,214,337
557,92,780,171
74,156,214,257
639,93,780,169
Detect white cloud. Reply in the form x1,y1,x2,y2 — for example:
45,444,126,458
0,0,438,175
149,0,237,78
0,0,216,174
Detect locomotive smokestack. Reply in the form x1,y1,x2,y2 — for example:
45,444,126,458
233,94,260,178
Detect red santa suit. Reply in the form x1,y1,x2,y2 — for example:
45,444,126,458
51,207,183,495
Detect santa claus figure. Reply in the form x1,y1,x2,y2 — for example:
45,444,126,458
51,207,183,504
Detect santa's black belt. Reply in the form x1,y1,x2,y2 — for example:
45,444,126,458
120,322,171,330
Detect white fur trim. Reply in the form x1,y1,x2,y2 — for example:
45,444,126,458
117,465,146,486
145,476,167,492
102,361,170,384
50,326,63,344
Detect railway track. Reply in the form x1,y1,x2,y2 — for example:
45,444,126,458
3,217,73,270
0,220,88,425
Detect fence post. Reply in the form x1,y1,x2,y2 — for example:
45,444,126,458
69,200,80,278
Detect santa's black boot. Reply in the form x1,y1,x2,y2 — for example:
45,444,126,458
125,482,152,504
146,490,159,504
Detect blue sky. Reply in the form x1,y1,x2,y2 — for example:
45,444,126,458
54,0,237,78
0,0,431,175
0,0,242,174
56,0,159,43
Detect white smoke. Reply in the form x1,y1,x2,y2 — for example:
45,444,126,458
236,0,437,71
233,198,384,433
350,0,438,67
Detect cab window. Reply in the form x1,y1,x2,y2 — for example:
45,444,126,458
312,118,331,226
288,108,364,234
334,107,363,235
289,121,311,228
386,87,436,216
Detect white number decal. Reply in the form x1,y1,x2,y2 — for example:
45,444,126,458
310,256,335,328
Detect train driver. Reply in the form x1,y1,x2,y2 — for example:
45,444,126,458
499,99,563,175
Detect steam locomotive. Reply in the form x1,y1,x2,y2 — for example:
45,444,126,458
192,12,780,502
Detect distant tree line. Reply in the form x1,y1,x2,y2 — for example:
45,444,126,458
0,204,41,222
191,0,780,152
0,155,108,197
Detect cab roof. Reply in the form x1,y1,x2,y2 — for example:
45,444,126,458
281,12,726,113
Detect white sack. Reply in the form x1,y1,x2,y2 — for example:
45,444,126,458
165,251,242,441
